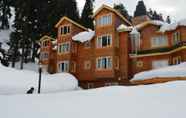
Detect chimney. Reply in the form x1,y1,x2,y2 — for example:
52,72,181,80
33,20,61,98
132,15,150,25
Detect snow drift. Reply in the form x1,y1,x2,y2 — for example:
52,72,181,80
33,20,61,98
0,64,78,94
131,62,186,81
0,81,186,118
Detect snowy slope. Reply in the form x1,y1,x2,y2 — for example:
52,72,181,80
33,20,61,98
0,64,78,94
132,62,186,81
0,81,186,118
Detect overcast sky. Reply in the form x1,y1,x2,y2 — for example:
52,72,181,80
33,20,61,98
77,0,186,22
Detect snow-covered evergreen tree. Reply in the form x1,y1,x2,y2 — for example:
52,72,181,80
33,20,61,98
134,0,147,17
114,3,131,21
0,0,12,29
81,0,94,29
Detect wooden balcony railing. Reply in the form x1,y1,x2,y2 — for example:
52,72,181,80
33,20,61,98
136,41,186,55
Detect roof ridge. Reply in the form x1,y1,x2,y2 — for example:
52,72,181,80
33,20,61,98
55,16,88,31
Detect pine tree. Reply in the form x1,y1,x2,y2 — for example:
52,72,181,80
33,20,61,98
147,8,153,19
10,0,80,67
114,3,131,21
0,0,12,29
81,0,94,29
134,0,147,17
63,0,80,22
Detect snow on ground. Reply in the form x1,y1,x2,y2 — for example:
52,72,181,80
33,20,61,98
0,64,78,95
14,62,39,72
72,29,95,43
0,81,186,118
132,62,186,81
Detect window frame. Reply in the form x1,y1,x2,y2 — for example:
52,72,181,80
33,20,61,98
42,40,50,47
172,56,182,65
96,14,112,27
152,60,169,69
96,56,112,70
172,31,181,45
40,52,49,60
58,61,69,72
96,34,112,48
58,42,70,54
60,25,71,35
151,36,168,48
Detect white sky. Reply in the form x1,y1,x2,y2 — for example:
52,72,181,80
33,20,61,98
77,0,186,22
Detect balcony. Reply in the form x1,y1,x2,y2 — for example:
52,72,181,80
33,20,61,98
136,41,186,55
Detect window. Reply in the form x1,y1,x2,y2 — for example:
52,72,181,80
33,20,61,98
60,25,70,35
152,60,169,69
58,42,70,53
40,52,49,60
151,36,168,48
84,41,91,48
42,40,49,47
96,14,112,26
84,60,91,70
97,34,112,48
58,61,69,72
172,32,181,45
96,56,112,70
172,56,182,65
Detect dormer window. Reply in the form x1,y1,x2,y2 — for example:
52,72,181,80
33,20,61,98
42,40,50,47
61,25,70,35
96,14,112,27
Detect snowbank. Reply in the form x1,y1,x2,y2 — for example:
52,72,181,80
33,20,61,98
131,62,186,81
0,64,78,94
72,29,95,43
0,81,186,118
160,19,186,32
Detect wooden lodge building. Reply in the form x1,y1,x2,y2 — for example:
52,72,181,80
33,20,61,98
40,5,186,88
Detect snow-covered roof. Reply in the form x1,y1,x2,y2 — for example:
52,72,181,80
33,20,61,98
93,4,132,26
135,20,165,29
117,24,132,32
72,29,95,43
131,62,186,81
160,19,186,32
117,20,165,32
